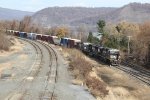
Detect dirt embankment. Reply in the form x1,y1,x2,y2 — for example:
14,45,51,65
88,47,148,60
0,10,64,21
0,37,23,56
0,31,12,51
0,38,24,74
96,66,150,100
62,48,108,98
62,48,150,100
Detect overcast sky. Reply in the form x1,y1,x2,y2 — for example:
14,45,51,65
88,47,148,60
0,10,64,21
0,0,150,12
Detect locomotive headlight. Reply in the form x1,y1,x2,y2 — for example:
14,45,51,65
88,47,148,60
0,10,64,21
110,55,117,59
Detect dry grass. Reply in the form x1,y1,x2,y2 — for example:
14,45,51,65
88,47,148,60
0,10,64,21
86,77,109,97
0,31,12,51
69,54,92,79
96,66,150,100
63,48,109,97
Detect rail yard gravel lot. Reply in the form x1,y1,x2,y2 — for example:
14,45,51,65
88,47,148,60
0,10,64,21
0,38,95,100
0,37,149,100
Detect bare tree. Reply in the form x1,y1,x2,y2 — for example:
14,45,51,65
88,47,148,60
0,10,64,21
19,16,31,32
77,24,88,41
133,21,150,65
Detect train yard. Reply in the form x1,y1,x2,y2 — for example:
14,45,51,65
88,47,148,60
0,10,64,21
3,38,58,100
0,37,96,100
114,64,150,86
6,39,44,100
0,30,149,100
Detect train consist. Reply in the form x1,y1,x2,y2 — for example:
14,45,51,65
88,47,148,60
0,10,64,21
7,30,120,66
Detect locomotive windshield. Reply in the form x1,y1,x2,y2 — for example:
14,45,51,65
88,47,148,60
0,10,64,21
109,49,120,60
110,55,117,59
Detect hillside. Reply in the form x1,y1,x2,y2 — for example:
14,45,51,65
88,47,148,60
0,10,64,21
106,3,150,23
31,7,116,27
0,7,33,20
32,3,150,28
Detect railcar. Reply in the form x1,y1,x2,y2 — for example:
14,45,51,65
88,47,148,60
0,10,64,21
48,36,55,44
76,42,82,49
68,39,81,48
81,43,120,66
108,49,120,65
81,42,92,54
36,34,42,40
96,47,120,65
19,32,27,38
7,29,120,66
52,36,61,45
90,45,99,57
27,33,37,40
14,31,20,36
60,37,71,47
6,30,14,35
41,35,49,42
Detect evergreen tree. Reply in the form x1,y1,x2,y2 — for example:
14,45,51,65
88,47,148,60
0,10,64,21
97,20,107,45
97,20,106,34
87,31,93,43
92,37,100,44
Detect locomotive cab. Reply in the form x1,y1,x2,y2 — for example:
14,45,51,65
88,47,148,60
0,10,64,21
108,49,120,66
81,42,91,54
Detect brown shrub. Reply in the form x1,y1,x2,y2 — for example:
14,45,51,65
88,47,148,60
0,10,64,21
65,48,109,97
0,31,11,51
86,77,109,97
69,49,92,79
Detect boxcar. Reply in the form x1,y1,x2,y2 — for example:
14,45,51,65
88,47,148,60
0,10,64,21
27,33,37,40
14,31,20,36
19,32,27,38
48,36,55,44
52,36,61,45
36,34,42,40
68,39,81,48
60,37,71,47
6,30,14,35
41,35,49,42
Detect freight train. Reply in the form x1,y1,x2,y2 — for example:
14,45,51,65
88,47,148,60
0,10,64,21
6,30,120,66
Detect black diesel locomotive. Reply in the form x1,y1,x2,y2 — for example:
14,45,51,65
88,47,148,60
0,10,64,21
81,43,120,66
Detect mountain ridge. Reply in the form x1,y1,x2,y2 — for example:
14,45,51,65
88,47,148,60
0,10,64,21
0,7,34,20
31,3,150,28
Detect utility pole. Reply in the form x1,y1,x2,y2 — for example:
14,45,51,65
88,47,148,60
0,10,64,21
116,26,121,50
127,36,132,56
118,31,120,50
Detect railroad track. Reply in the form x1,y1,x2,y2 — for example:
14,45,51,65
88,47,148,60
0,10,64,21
122,61,150,77
16,39,58,100
37,41,58,100
113,63,150,86
8,38,58,100
6,38,44,100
